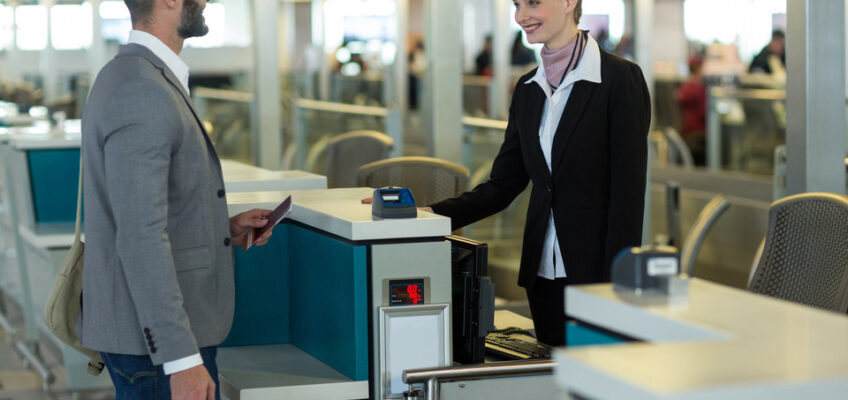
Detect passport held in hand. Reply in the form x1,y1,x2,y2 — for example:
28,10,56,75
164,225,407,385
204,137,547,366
244,195,292,250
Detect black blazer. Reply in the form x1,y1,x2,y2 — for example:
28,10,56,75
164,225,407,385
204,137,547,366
432,48,651,291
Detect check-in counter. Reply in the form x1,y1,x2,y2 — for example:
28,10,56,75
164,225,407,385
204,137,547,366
222,187,453,400
0,103,49,127
554,279,848,399
0,129,327,389
220,159,326,193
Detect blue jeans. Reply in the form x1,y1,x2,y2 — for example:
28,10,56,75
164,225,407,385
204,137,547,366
101,346,220,400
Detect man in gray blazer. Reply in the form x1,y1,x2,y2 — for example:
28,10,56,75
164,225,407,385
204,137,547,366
80,1,272,399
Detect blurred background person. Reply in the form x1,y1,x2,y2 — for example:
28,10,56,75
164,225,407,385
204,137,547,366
475,35,493,76
511,31,536,67
749,30,786,77
677,54,707,165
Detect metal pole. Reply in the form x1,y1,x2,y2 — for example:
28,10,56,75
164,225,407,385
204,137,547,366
384,0,409,157
634,0,654,245
88,0,105,84
312,0,330,101
6,1,21,82
785,0,846,194
40,0,58,105
424,0,463,164
489,0,511,120
250,0,282,169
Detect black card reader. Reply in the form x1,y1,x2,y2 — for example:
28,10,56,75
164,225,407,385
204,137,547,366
372,187,417,219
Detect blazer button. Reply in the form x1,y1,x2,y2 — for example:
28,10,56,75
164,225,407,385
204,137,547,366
217,189,225,198
150,347,157,354
148,339,155,347
143,328,150,334
145,333,152,340
224,238,231,246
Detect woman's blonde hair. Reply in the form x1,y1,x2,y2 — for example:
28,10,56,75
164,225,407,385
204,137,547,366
573,0,583,25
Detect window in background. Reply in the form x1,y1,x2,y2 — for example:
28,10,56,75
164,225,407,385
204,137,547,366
684,0,786,62
52,3,93,50
185,3,226,48
323,0,395,54
508,0,625,50
15,5,47,50
99,0,131,44
0,5,12,50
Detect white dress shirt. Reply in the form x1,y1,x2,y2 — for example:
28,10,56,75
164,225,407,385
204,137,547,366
128,30,191,93
127,29,200,376
524,35,602,280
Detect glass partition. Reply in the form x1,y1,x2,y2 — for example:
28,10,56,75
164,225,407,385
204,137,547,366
192,87,253,165
707,86,785,175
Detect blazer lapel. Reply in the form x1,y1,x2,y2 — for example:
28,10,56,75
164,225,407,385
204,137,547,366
551,80,596,173
523,84,552,180
122,44,222,164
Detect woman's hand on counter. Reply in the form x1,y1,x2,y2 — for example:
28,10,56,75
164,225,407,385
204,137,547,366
229,208,273,247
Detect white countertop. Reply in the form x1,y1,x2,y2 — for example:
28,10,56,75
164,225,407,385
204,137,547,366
19,223,80,249
220,160,327,193
2,120,81,149
554,279,848,399
227,187,451,241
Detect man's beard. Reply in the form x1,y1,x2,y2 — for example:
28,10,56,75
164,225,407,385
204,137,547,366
178,0,208,39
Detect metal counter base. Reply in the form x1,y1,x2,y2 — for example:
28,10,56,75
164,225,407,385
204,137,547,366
218,344,368,400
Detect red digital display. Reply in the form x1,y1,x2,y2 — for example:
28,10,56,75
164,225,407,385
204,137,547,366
390,279,425,306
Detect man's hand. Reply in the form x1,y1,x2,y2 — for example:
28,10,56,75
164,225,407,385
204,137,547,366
229,208,272,247
170,365,215,400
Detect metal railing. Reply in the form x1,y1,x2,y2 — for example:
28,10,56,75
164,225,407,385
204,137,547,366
403,360,555,400
706,87,786,172
192,87,254,164
291,98,391,169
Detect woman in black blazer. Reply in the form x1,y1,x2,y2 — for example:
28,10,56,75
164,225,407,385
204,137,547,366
427,0,650,346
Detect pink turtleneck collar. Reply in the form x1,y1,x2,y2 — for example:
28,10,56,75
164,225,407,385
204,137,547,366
539,30,587,89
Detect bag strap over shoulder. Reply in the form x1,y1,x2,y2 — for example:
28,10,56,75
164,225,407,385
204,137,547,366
76,151,104,375
75,154,82,242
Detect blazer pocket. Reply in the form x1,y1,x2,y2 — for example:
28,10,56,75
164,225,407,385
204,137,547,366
172,246,212,272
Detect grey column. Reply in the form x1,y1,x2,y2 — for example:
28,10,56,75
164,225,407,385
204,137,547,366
786,0,846,195
89,0,105,83
634,0,654,99
489,0,511,120
40,0,58,105
634,0,654,244
6,1,21,82
312,0,330,101
251,0,282,169
383,0,408,157
424,0,463,164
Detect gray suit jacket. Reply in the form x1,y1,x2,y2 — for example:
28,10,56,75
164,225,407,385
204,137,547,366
80,44,234,365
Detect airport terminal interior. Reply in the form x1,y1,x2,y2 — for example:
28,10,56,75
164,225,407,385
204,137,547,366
1,0,848,399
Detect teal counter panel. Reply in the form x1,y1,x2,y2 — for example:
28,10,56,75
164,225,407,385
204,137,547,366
289,225,368,381
566,321,627,347
221,224,291,346
26,149,80,223
221,223,369,381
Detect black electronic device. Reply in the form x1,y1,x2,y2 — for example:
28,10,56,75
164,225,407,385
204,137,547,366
447,235,495,364
612,245,681,294
371,187,417,219
484,330,552,360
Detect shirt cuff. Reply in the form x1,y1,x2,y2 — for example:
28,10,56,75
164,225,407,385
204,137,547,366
163,353,203,375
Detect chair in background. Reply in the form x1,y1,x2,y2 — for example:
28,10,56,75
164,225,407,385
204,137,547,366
357,156,469,206
307,130,394,188
747,193,848,313
681,194,730,277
